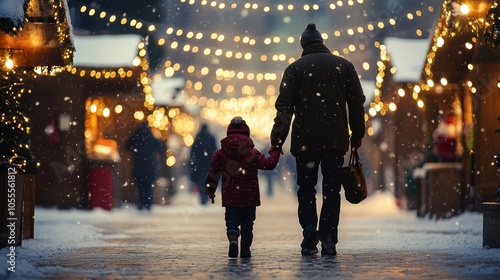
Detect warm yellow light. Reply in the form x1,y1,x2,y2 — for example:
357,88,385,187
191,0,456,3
440,78,448,86
388,103,397,111
165,67,175,77
134,111,145,120
460,4,469,15
184,134,194,146
5,58,13,69
369,107,377,116
417,100,424,108
367,127,374,136
90,104,97,113
166,156,176,167
103,108,110,118
398,88,405,97
437,37,445,47
115,105,123,114
132,57,141,66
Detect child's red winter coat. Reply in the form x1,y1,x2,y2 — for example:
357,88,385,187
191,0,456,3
205,133,280,207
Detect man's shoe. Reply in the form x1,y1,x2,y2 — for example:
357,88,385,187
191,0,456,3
321,245,337,256
240,247,251,258
301,230,319,256
228,240,238,258
301,247,319,256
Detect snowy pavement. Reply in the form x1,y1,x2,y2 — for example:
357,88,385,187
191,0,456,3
1,189,500,279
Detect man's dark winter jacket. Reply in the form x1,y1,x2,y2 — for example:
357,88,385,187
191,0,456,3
205,133,280,207
271,42,366,155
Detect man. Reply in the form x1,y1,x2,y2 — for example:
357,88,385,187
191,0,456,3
270,23,366,256
126,122,166,211
189,123,217,205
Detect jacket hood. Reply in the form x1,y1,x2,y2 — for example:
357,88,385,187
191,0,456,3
220,134,254,159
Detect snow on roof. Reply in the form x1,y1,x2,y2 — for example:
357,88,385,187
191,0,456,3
0,1,25,29
72,34,143,68
384,37,431,83
151,77,187,107
360,79,375,104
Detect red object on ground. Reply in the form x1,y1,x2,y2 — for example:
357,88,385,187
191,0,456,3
88,166,113,211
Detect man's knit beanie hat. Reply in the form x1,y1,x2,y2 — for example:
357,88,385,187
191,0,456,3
300,23,323,48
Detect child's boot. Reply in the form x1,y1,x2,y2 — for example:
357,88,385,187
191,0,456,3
227,233,239,258
240,238,252,258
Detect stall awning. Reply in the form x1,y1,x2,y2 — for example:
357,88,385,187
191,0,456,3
384,37,431,83
72,34,143,68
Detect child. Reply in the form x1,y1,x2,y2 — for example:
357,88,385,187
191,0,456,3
205,116,281,258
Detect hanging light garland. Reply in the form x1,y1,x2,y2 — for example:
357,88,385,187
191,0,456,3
176,0,365,13
74,2,436,140
370,0,499,122
76,4,432,51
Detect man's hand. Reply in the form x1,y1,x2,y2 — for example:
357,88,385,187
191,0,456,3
351,138,362,149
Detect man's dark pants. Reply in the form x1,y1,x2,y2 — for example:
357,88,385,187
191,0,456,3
295,150,345,248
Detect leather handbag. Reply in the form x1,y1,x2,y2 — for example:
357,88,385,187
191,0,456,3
341,148,367,204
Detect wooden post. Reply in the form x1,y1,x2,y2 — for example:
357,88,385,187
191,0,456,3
22,175,35,239
483,202,500,248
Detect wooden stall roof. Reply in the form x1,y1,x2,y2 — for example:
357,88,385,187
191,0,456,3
0,0,73,67
423,1,499,84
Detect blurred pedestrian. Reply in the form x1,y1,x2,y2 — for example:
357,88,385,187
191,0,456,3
270,23,366,256
205,116,281,258
189,123,217,205
126,122,166,211
432,113,458,162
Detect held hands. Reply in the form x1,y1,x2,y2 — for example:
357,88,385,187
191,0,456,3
269,145,284,155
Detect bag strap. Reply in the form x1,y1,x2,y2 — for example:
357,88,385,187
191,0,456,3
348,148,360,165
353,149,360,164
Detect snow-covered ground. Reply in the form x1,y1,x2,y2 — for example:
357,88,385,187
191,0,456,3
1,188,499,279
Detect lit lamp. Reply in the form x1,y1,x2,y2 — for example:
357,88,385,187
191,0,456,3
4,49,14,69
5,58,13,69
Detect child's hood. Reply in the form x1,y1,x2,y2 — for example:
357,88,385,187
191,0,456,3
220,134,254,160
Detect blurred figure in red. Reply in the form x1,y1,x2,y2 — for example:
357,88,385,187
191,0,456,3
433,113,458,162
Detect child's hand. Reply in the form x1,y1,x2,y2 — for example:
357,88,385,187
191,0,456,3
269,145,284,155
207,193,215,204
205,186,216,203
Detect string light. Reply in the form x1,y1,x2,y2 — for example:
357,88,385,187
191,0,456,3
177,0,365,13
370,0,498,121
76,4,430,51
73,2,436,141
